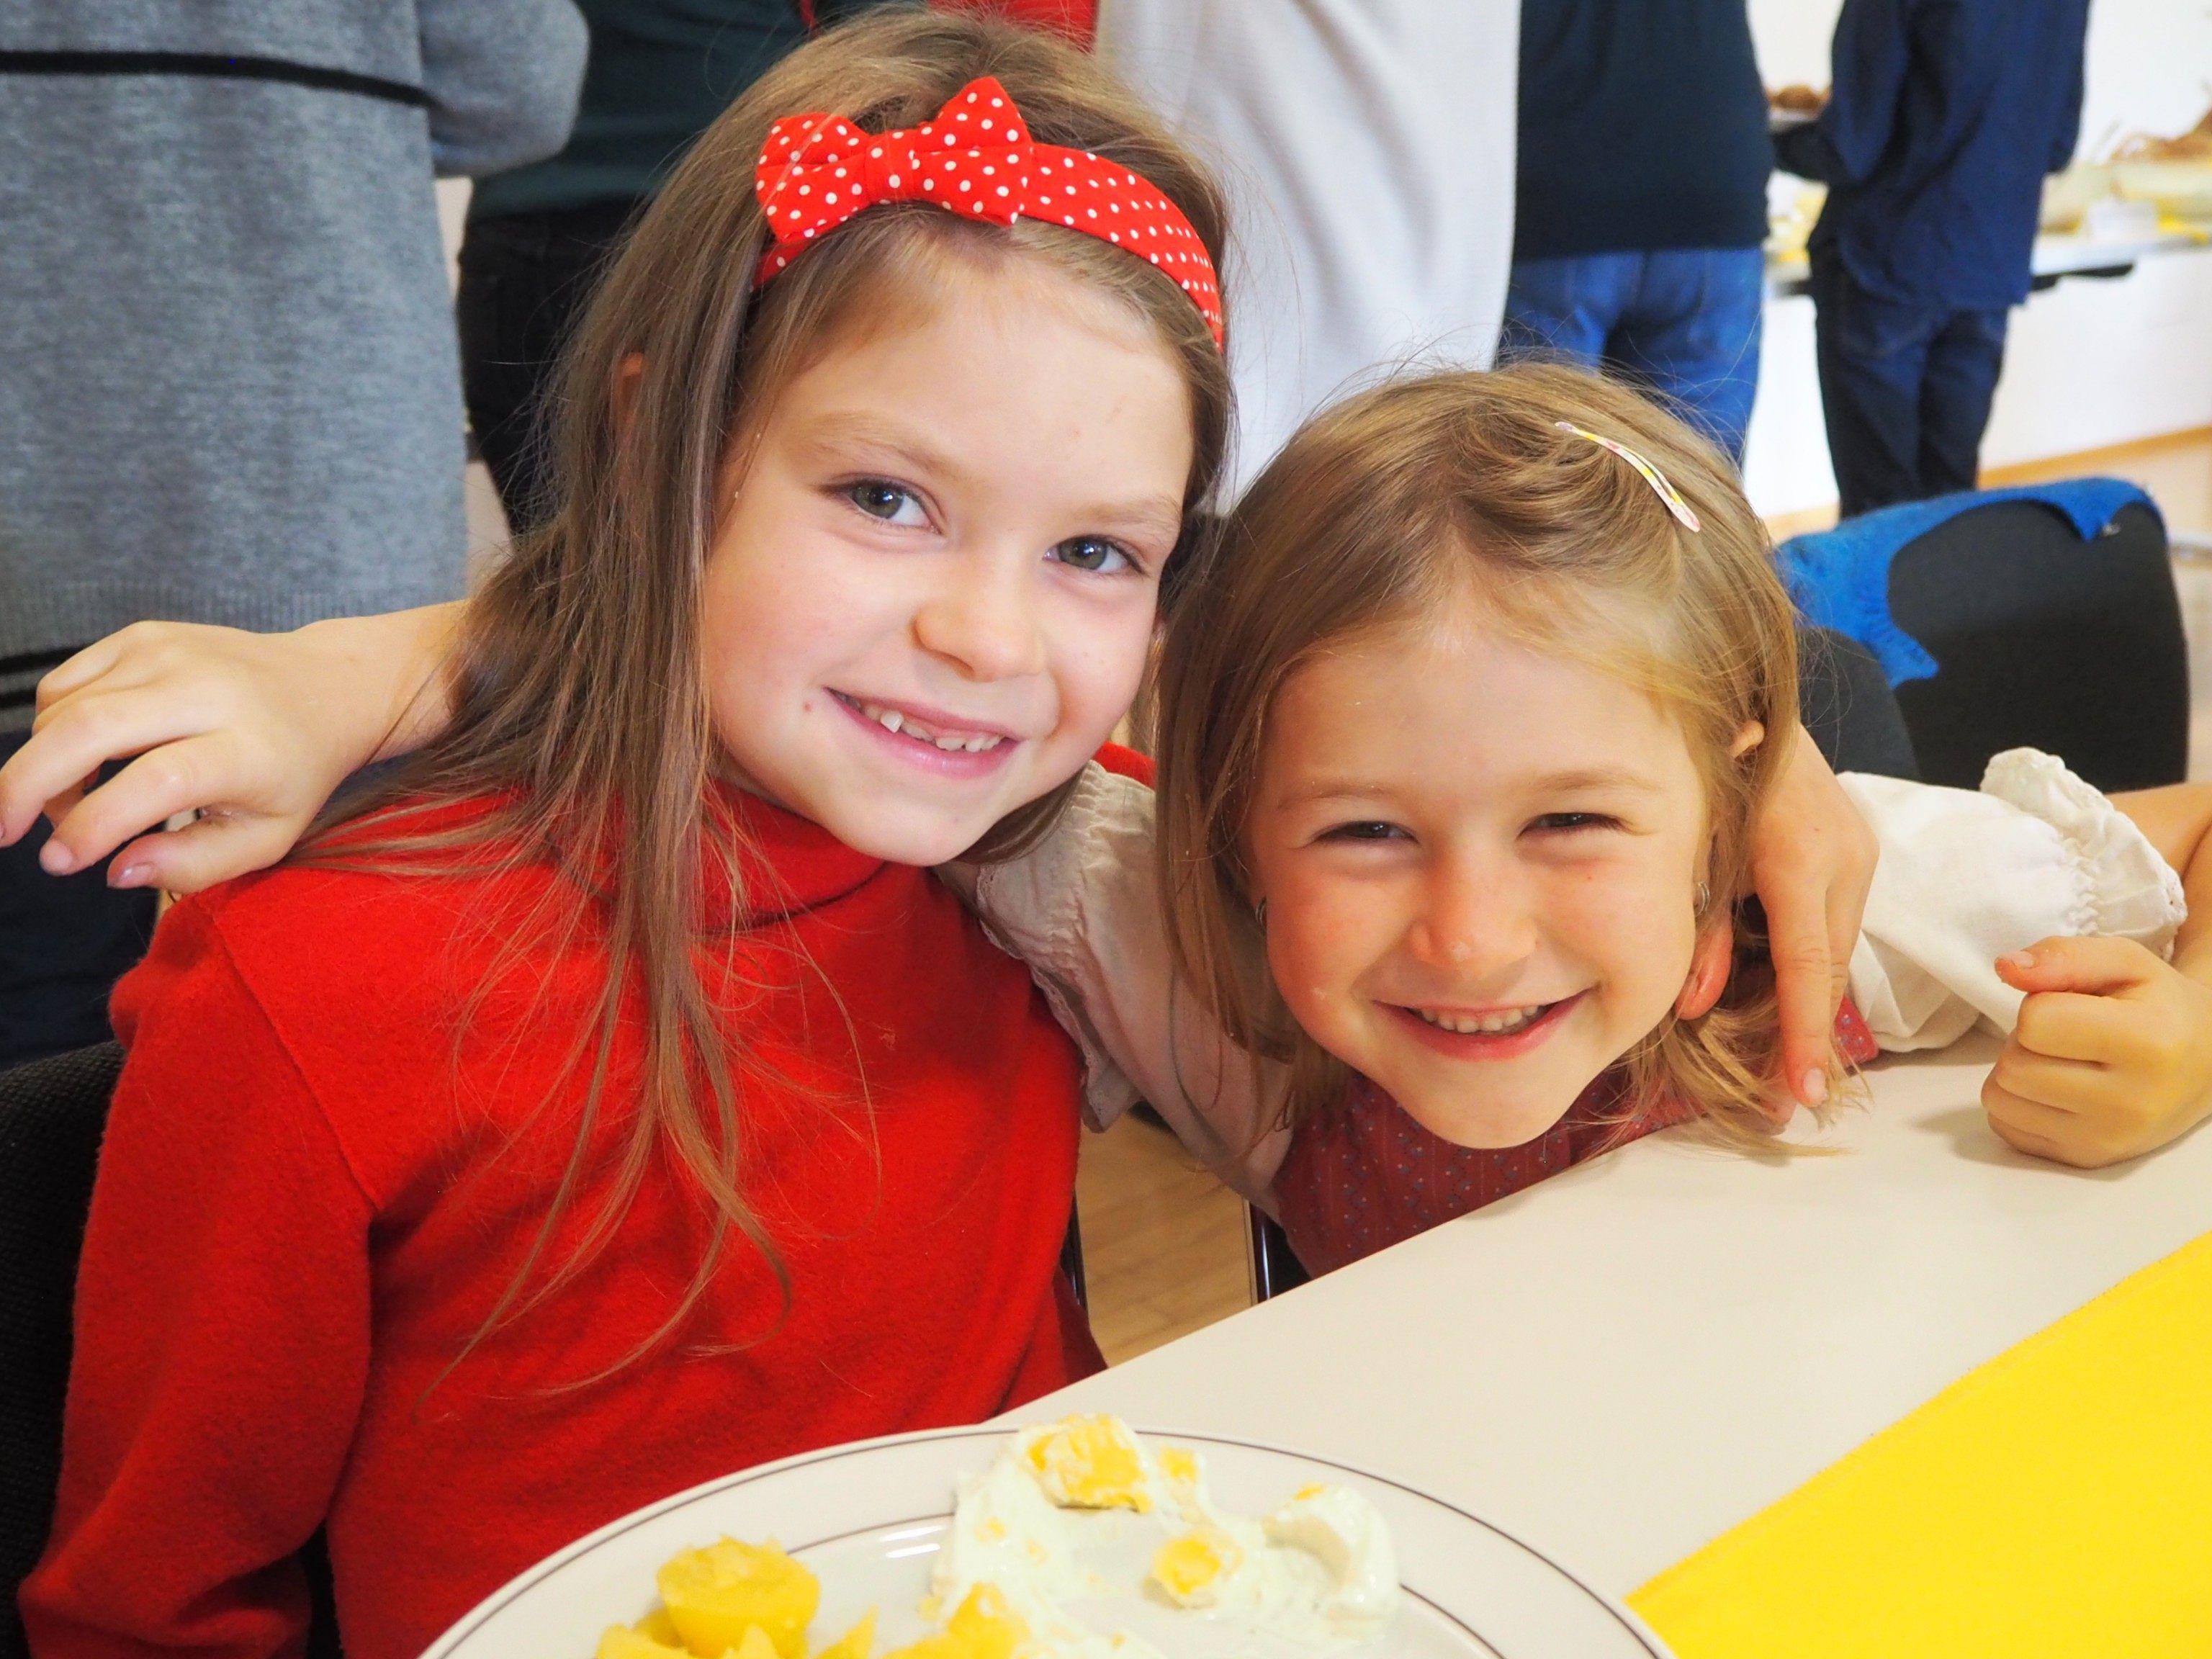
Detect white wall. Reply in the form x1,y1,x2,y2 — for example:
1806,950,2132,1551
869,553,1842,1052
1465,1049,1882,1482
1740,0,2212,518
436,177,472,292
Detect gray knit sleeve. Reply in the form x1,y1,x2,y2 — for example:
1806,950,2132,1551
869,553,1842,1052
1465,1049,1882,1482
415,0,588,178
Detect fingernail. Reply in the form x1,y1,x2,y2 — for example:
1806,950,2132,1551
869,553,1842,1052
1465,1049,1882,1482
2000,949,2036,972
1801,1067,1829,1107
39,842,78,875
109,863,148,889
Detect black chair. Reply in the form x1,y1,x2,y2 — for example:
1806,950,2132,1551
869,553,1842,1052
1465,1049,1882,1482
1794,495,2189,793
1885,498,2187,792
0,1044,341,1659
1059,1204,1087,1313
1,1043,120,1659
1797,625,1920,781
1246,1208,1310,1303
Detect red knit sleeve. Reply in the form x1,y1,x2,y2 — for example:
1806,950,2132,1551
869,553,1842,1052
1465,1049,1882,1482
21,903,374,1659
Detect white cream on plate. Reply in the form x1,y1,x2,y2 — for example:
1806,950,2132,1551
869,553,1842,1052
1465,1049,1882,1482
928,1417,1401,1651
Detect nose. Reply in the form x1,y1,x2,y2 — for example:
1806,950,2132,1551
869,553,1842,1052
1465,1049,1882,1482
1403,850,1539,983
912,543,1050,683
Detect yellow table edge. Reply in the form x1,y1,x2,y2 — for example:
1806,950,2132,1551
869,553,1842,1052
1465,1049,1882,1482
1627,1228,2212,1658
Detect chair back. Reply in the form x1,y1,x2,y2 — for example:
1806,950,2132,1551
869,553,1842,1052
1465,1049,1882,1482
0,1045,342,1659
0,1043,122,1659
1246,1207,1311,1302
1783,488,2188,793
1888,499,2186,791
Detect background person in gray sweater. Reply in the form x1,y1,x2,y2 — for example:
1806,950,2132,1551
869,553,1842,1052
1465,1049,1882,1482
0,0,587,1066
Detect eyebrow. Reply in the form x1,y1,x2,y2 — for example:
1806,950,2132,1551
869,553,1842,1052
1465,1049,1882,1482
798,410,972,487
1069,490,1185,542
1529,766,1667,795
1275,765,1665,809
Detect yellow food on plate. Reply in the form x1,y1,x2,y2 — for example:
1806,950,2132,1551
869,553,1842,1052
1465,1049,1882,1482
598,1424,1401,1659
657,1537,821,1659
596,1624,691,1659
1151,1528,1244,1606
1017,1416,1151,1511
881,1585,1028,1659
811,1611,876,1659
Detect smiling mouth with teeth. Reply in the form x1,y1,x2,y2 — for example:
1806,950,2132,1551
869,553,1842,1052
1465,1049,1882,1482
1408,1002,1557,1037
838,693,1010,755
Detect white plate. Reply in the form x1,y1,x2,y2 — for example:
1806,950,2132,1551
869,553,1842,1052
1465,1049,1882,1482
423,1426,1673,1659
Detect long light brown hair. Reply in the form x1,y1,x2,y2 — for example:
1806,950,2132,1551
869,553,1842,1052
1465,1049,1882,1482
1155,364,1835,1148
306,11,1232,1379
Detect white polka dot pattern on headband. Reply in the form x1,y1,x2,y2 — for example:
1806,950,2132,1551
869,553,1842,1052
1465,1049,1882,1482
751,76,1223,349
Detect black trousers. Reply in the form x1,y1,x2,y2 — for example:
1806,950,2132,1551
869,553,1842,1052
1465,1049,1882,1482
1809,252,2010,521
454,199,645,534
0,732,158,1070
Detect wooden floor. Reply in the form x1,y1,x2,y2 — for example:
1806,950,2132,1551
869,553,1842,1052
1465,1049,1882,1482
1075,1111,1251,1363
1074,426,2212,1364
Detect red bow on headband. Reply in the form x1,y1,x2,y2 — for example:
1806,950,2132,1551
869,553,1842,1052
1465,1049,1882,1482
752,76,1225,349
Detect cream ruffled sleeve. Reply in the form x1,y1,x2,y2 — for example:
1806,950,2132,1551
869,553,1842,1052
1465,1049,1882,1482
937,763,1289,1204
1843,749,2187,1051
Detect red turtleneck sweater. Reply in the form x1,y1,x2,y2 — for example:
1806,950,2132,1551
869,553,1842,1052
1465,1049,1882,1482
23,781,1121,1659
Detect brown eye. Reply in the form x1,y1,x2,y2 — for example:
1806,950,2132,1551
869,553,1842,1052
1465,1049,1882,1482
1050,535,1133,575
1321,821,1406,842
844,480,927,526
1528,813,1617,834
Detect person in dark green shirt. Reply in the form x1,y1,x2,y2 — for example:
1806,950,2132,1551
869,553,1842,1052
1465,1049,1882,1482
457,0,905,530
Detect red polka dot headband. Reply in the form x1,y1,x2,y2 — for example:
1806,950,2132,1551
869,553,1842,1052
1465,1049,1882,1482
753,76,1225,351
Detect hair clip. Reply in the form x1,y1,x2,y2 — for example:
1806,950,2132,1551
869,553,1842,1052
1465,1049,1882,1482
1554,421,1701,533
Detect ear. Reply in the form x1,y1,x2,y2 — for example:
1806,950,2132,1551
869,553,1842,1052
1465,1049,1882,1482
612,352,646,434
1676,915,1735,1020
1729,720,1765,761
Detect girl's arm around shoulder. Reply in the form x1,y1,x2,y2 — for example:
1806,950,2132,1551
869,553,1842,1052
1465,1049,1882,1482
1980,776,2212,1166
0,604,462,894
940,761,1291,1206
19,904,375,1659
1838,750,2184,1052
1840,750,2212,1166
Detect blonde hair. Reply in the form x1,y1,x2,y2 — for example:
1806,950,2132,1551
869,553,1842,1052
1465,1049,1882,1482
306,11,1232,1381
1155,363,1833,1149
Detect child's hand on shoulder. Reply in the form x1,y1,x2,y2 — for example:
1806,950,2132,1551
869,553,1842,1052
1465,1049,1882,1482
0,606,459,893
1984,936,2212,1167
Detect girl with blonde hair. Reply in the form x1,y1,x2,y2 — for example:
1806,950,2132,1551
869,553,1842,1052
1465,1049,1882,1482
956,361,2212,1276
1141,363,2212,1269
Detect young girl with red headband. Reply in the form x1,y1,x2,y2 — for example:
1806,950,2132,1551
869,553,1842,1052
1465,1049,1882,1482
21,17,1241,1659
15,18,1879,1659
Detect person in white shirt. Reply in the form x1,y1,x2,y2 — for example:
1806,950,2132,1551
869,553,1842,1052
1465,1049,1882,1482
1096,1,1519,497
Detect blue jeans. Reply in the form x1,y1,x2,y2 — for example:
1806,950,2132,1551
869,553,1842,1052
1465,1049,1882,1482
1503,247,1766,464
1808,252,2010,520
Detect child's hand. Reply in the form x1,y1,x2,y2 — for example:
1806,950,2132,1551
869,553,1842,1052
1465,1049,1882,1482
0,606,460,893
1750,724,1879,1112
1984,936,2212,1167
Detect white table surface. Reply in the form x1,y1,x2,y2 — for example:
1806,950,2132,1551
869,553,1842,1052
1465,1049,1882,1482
1016,1038,2212,1599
